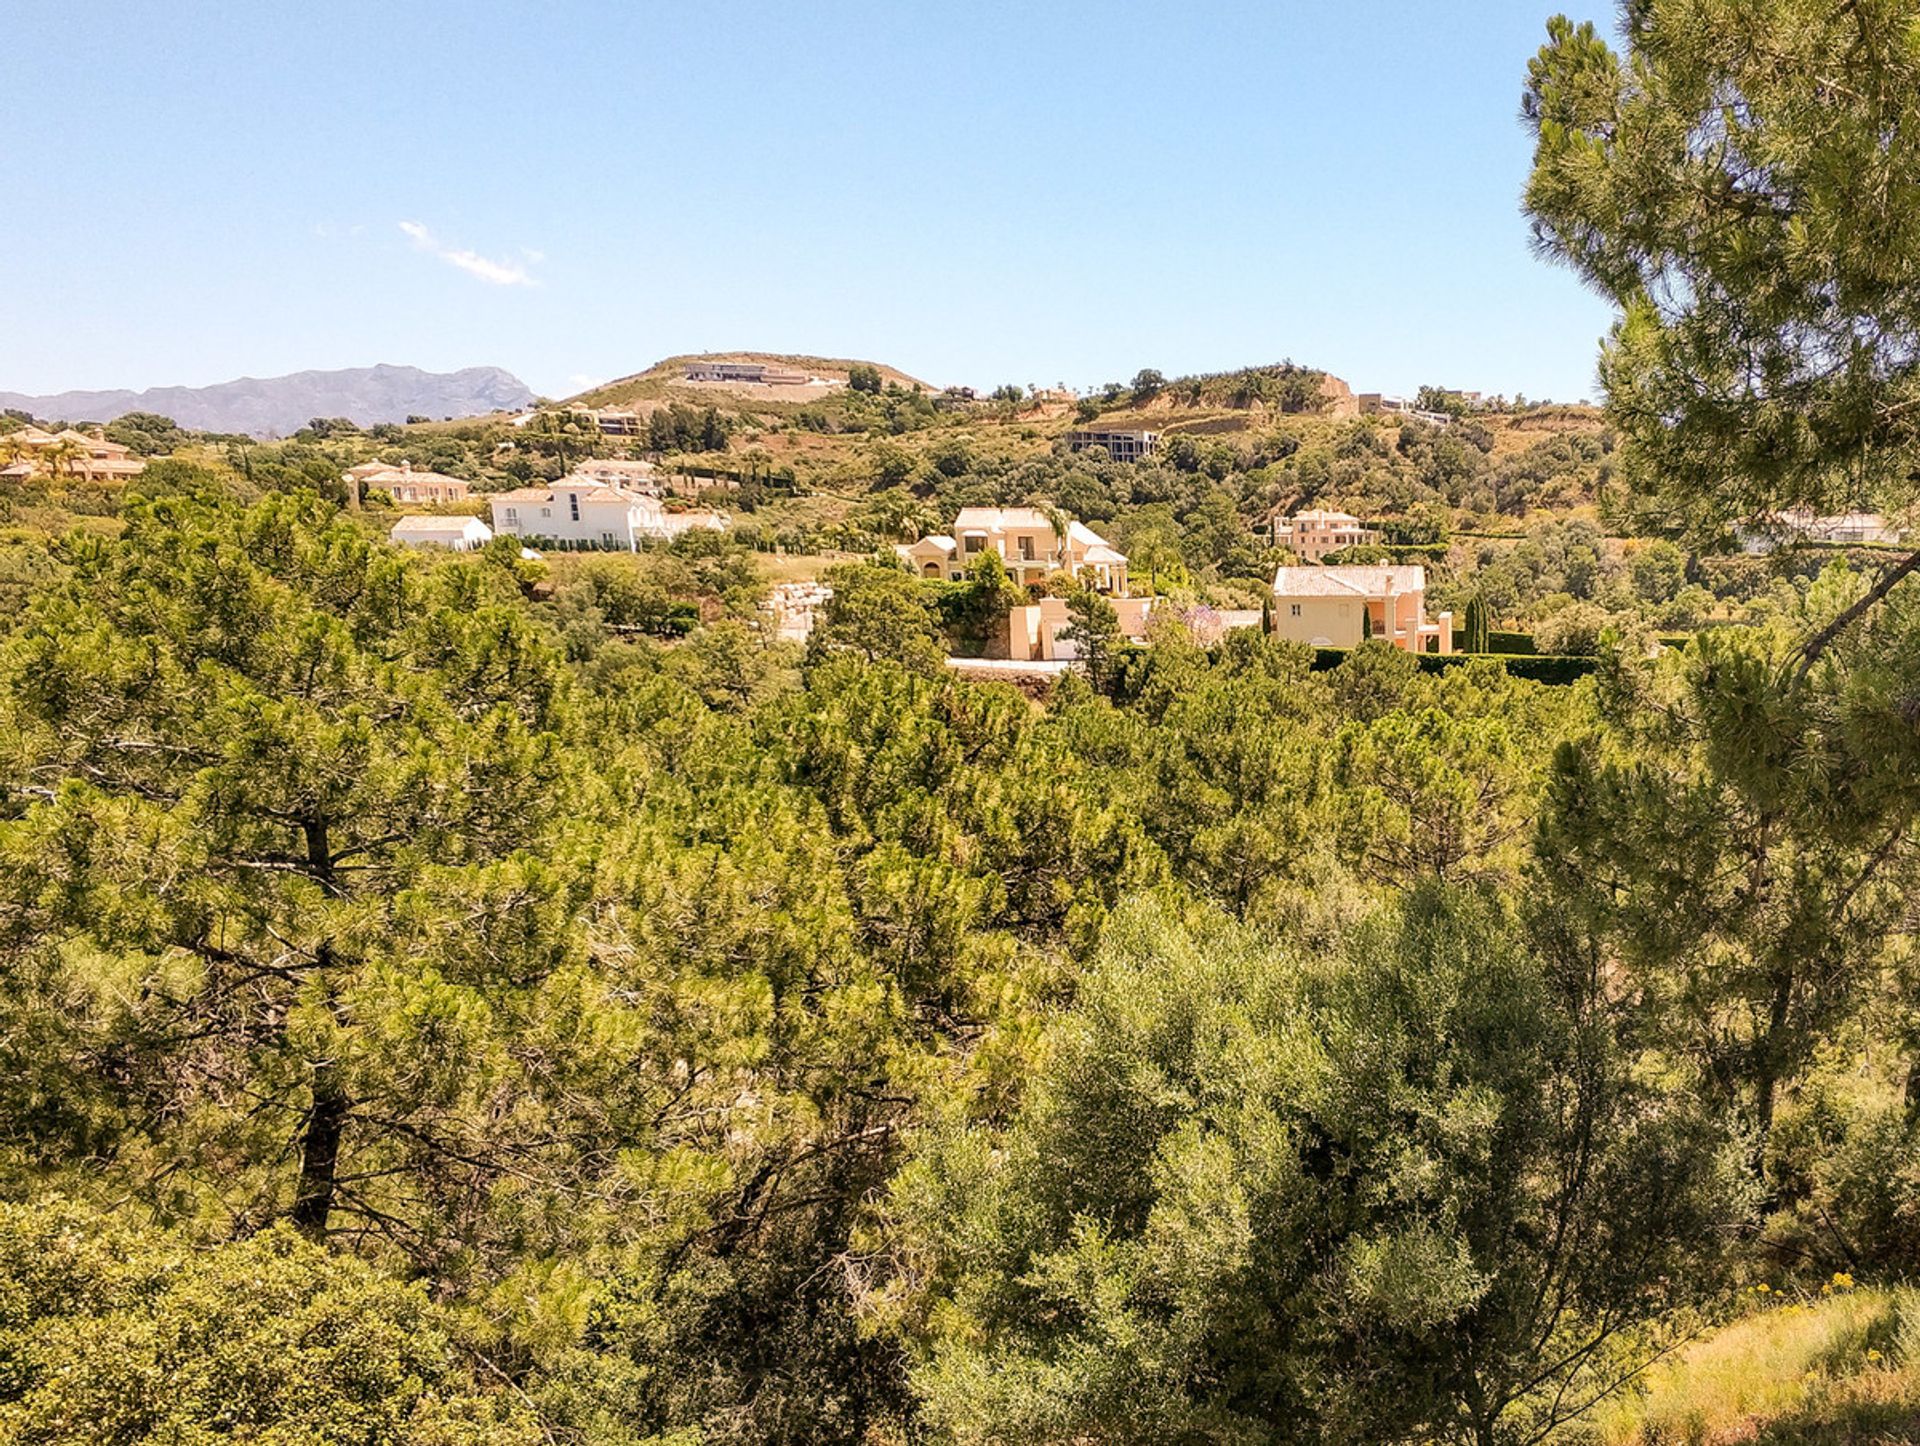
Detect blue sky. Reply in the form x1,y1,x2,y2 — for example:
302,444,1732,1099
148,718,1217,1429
1,1,1618,403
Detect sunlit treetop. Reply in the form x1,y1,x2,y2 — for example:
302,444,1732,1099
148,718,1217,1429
1525,1,1920,531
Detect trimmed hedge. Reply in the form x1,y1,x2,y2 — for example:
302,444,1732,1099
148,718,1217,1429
1494,654,1598,684
1486,629,1536,654
1311,647,1596,686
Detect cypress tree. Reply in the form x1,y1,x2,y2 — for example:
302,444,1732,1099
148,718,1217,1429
1464,595,1489,654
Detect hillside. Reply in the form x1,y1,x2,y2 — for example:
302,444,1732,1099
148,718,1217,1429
570,352,937,411
0,363,533,437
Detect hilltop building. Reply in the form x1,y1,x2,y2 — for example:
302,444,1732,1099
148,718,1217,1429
489,475,726,550
1358,393,1412,416
1065,427,1159,463
1358,393,1453,427
1,427,147,482
390,516,493,551
1269,563,1452,654
343,461,471,505
576,407,646,437
683,361,811,386
1270,508,1379,562
898,507,1129,593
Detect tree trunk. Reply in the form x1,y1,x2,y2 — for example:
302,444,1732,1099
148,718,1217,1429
291,1063,346,1239
1752,967,1795,1186
1460,1363,1499,1446
290,820,345,1241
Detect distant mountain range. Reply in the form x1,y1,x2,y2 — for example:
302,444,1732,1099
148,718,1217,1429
0,364,534,438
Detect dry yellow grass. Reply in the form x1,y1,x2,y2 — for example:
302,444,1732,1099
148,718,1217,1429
758,551,849,584
1597,1283,1920,1445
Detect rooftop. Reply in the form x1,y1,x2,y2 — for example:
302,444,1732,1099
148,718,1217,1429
1282,508,1367,525
392,516,486,537
1271,563,1426,597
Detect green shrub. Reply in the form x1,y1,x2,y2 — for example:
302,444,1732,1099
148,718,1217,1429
1312,648,1595,685
1501,654,1597,684
0,1199,536,1444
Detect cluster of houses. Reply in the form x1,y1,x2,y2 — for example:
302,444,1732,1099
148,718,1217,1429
887,503,1451,663
0,427,147,482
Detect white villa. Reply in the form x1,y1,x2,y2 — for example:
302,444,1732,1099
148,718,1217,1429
898,507,1129,593
390,516,494,551
1270,564,1453,654
1738,509,1905,554
489,475,726,549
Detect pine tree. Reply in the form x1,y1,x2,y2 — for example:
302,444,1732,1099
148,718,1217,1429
1524,1,1920,653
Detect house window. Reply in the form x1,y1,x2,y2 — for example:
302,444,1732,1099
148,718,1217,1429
1018,537,1034,561
541,507,551,518
1290,604,1301,616
505,507,517,521
963,536,983,554
569,494,580,521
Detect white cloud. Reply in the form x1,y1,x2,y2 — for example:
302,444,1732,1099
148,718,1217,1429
399,220,538,287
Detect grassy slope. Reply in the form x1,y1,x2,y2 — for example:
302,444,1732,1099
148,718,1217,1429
1598,1287,1920,1445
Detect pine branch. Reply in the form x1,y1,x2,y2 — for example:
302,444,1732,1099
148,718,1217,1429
1793,545,1920,687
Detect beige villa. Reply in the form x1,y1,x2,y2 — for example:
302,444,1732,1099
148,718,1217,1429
1270,507,1379,562
899,507,1129,593
1270,564,1453,653
343,461,472,505
1008,594,1158,662
1,427,147,482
